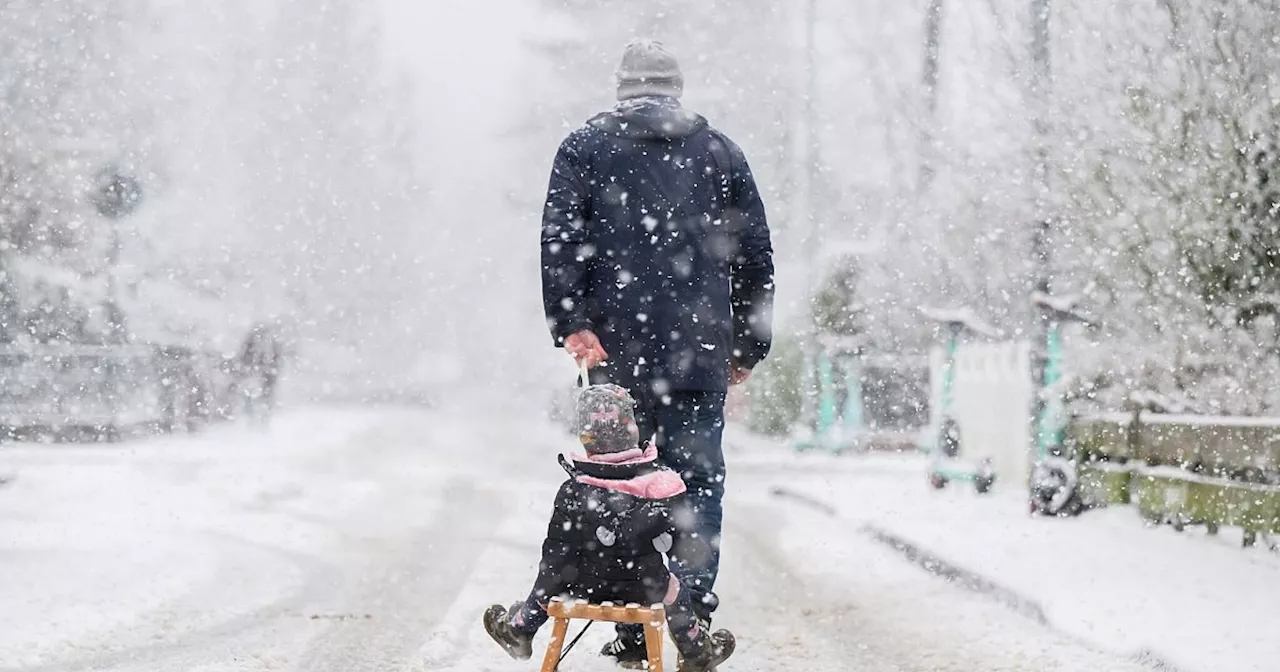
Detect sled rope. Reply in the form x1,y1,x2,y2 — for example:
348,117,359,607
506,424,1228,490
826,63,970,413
557,620,594,665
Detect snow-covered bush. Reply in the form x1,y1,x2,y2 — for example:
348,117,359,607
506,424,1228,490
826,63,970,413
744,334,806,437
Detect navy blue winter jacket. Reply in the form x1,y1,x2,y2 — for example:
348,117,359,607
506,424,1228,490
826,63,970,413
541,96,775,393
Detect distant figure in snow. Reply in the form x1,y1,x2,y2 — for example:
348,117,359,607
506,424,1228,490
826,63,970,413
539,39,774,664
236,324,284,424
482,384,735,671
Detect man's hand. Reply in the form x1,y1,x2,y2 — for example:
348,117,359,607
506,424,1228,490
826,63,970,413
729,363,752,386
564,330,608,368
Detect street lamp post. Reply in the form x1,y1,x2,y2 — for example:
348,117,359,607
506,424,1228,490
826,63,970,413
793,0,821,433
920,0,944,191
1030,0,1052,301
91,165,143,341
1028,0,1056,498
800,0,818,270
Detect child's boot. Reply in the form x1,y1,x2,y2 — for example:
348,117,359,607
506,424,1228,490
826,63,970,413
482,603,534,660
677,629,736,672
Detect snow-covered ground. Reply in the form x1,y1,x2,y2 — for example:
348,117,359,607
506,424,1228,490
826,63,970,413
0,402,1259,671
726,426,1280,672
1,409,395,669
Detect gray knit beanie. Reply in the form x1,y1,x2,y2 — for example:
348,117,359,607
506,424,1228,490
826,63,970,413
575,383,641,454
615,39,684,101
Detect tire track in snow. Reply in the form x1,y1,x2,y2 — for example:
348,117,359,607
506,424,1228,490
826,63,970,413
769,483,1193,672
726,490,1153,671
3,534,348,672
292,478,505,672
719,502,904,672
414,489,547,671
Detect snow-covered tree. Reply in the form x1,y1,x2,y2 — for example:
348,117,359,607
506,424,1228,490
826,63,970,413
1048,0,1280,413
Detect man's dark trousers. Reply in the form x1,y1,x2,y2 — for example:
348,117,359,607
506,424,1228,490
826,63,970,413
618,388,727,641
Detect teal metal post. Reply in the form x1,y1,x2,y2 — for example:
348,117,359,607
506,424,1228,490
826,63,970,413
1036,321,1066,456
841,356,864,435
815,351,837,436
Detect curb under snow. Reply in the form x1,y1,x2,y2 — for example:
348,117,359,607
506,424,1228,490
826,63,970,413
768,485,1193,672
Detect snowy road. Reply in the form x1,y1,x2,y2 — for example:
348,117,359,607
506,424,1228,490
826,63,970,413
2,405,1152,671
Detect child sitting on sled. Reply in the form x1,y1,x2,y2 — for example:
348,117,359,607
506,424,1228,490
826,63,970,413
483,383,735,671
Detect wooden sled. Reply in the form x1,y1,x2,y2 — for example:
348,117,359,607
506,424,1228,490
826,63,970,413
541,597,666,672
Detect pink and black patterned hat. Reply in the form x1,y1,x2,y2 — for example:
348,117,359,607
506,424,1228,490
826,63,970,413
575,384,641,454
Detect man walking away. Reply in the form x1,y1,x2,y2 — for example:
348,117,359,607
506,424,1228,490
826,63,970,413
540,39,775,668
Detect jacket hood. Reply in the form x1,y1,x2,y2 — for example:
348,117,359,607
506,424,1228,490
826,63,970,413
587,96,707,141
